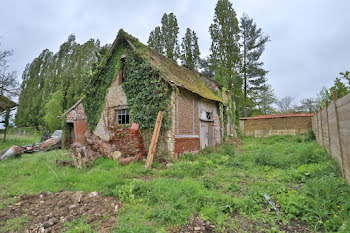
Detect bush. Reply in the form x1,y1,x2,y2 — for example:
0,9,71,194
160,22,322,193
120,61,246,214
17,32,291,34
304,128,316,142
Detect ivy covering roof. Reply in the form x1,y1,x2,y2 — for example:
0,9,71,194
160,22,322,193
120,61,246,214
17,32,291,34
109,29,223,103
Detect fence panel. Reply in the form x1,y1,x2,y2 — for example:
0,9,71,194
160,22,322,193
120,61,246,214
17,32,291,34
312,92,350,184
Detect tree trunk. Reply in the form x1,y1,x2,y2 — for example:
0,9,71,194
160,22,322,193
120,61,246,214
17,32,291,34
3,109,10,142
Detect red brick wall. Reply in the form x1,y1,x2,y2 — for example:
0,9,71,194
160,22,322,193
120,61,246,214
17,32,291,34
174,137,200,155
66,104,87,122
175,89,199,135
74,121,89,143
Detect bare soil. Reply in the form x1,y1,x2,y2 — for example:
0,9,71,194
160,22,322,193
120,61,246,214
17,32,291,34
178,215,215,233
0,190,120,233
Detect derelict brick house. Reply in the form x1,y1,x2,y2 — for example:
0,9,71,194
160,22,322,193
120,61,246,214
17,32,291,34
63,29,232,158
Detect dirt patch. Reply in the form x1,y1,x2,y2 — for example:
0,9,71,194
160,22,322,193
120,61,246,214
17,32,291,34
0,190,120,232
227,213,312,232
178,214,215,233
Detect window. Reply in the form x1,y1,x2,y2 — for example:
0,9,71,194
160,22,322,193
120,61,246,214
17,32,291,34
116,108,129,124
200,109,214,121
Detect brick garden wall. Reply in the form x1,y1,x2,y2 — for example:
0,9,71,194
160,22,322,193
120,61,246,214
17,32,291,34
240,115,312,137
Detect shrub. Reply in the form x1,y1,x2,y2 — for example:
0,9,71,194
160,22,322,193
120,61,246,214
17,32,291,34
304,128,316,142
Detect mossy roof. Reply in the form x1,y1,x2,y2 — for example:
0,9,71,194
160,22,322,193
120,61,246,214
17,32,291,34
108,29,222,103
0,95,17,113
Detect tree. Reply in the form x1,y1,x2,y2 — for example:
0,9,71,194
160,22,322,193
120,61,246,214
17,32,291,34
253,84,276,115
16,35,102,128
240,14,270,116
180,28,200,70
295,98,319,113
148,26,163,54
0,44,19,98
199,57,214,78
161,13,180,61
44,90,63,132
276,96,294,113
209,0,241,125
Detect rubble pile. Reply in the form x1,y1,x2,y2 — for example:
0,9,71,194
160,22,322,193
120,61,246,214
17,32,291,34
69,123,146,167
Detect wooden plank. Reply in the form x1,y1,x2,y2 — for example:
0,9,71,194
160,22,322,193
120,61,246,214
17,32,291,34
145,111,163,169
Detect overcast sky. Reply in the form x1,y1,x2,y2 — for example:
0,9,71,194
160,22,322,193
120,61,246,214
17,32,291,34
1,0,349,104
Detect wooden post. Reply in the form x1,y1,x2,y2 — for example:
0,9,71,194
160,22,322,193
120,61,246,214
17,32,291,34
319,107,324,147
145,111,163,169
333,91,346,177
325,101,332,157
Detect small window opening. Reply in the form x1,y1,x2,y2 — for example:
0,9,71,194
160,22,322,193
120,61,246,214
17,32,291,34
206,112,213,121
116,108,130,124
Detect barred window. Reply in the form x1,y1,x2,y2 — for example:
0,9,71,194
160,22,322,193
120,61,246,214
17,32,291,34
116,109,129,124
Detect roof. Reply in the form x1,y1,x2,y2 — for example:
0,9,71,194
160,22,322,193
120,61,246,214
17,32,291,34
240,113,313,120
58,98,82,118
108,29,222,103
0,95,17,113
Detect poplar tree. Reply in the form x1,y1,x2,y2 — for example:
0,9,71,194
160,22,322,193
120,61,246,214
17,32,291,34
161,13,180,61
15,35,102,128
148,26,163,54
180,28,200,70
148,13,180,61
240,14,270,116
209,0,241,125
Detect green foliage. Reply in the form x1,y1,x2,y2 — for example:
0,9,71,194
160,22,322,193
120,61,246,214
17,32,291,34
148,26,163,54
148,13,180,61
0,131,40,150
317,71,350,107
16,35,103,129
240,13,270,117
180,28,200,70
304,128,315,141
209,0,242,127
1,135,349,232
161,13,180,61
122,51,171,130
83,45,123,130
44,90,63,132
64,216,94,233
0,215,28,233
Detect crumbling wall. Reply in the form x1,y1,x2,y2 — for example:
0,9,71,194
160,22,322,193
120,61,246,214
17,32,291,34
93,71,127,141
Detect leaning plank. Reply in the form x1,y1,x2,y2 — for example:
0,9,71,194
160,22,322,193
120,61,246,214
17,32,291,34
145,111,163,169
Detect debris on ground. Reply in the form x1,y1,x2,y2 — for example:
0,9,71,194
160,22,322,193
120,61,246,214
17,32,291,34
0,190,120,232
0,130,62,161
69,124,146,168
263,193,280,217
178,215,215,233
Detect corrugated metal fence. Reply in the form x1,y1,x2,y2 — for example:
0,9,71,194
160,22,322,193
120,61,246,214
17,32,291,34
312,91,350,184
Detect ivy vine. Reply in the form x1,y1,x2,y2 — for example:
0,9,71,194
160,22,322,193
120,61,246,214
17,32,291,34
122,51,171,130
83,44,124,130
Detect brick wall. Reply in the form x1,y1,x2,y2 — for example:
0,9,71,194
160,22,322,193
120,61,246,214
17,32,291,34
66,104,87,122
174,88,222,155
174,137,200,154
240,116,312,137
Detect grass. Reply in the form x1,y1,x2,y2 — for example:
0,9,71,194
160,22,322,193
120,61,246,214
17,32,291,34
0,135,349,232
0,134,41,150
